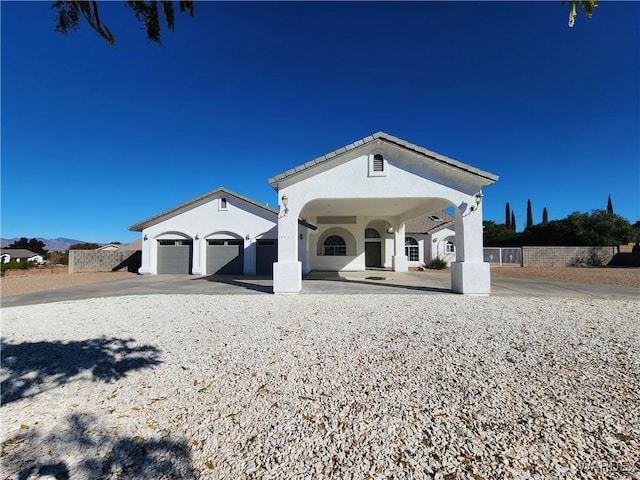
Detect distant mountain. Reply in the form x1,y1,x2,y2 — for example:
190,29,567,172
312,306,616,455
1,237,93,251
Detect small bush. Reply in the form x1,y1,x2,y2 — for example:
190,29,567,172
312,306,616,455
0,261,38,273
570,248,605,267
426,257,448,270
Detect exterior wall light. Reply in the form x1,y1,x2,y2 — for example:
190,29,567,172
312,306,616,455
281,194,289,216
470,191,483,212
245,234,250,241
195,234,199,240
387,227,394,234
143,234,148,241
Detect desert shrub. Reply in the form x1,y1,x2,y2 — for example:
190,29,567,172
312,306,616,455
570,248,605,267
426,257,448,270
0,261,37,272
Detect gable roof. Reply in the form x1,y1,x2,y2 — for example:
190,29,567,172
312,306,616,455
128,187,277,232
268,131,499,189
0,248,40,258
405,210,455,235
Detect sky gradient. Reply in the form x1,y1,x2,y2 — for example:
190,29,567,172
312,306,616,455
2,1,639,244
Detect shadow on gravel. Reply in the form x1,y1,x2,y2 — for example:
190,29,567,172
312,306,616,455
1,337,162,405
2,413,196,479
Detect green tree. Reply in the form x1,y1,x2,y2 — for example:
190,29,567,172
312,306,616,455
567,0,598,27
483,221,520,247
53,0,194,46
505,202,511,229
526,199,533,229
7,237,48,256
522,210,635,246
511,212,517,232
542,207,549,224
607,194,614,215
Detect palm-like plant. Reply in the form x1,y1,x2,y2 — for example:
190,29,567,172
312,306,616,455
566,0,598,27
53,0,194,46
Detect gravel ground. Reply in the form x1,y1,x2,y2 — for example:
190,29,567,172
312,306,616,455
1,295,638,479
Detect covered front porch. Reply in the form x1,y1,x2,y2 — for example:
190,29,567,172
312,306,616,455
268,132,498,295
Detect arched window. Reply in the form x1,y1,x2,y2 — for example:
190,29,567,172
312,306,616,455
373,154,384,172
220,197,228,210
405,236,419,261
445,241,455,254
324,235,346,256
365,228,381,239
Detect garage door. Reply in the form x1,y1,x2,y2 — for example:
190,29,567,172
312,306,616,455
207,239,244,275
157,240,193,274
256,239,278,275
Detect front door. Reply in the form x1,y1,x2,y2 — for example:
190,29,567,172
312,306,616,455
365,242,382,268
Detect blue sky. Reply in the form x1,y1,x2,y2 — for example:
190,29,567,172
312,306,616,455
2,1,638,244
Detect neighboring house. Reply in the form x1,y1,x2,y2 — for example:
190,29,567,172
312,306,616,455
0,249,45,264
96,239,142,251
130,132,498,294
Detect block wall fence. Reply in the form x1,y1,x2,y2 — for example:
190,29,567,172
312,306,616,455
69,250,142,273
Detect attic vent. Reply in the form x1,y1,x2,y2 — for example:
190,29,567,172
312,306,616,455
428,215,443,222
373,154,384,172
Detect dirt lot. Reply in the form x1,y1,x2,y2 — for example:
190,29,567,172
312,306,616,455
0,266,638,298
0,270,135,297
490,266,640,288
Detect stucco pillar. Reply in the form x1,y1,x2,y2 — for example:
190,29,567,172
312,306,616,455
451,201,490,294
139,232,152,275
192,235,203,275
273,192,302,294
392,222,409,272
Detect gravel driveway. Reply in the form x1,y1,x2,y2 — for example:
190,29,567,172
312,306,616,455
1,294,638,479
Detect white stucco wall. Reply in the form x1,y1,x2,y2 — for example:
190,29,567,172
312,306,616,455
138,196,277,275
273,142,491,293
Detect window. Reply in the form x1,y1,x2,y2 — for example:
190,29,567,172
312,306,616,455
220,197,228,210
365,228,381,239
373,154,384,172
445,241,455,253
324,235,346,256
368,152,387,177
405,237,419,261
428,215,443,222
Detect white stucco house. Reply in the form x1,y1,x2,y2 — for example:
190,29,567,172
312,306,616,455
130,132,498,294
0,249,45,264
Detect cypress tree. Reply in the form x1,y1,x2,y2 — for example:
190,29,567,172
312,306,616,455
505,202,511,229
526,199,533,228
542,207,548,224
607,195,614,214
511,212,517,232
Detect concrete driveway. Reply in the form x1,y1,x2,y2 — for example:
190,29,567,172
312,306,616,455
1,270,638,308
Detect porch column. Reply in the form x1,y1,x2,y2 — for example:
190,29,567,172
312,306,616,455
273,192,302,294
392,222,409,272
451,201,490,294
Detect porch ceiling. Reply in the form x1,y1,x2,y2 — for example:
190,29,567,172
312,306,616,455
301,197,451,219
